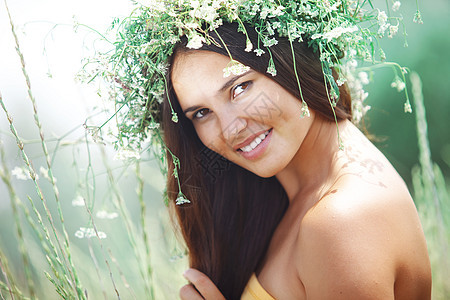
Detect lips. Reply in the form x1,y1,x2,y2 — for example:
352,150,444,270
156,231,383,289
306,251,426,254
234,128,273,160
234,129,271,151
239,130,270,152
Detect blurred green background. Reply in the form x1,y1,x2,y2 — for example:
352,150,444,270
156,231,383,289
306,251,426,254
362,1,450,186
0,0,449,299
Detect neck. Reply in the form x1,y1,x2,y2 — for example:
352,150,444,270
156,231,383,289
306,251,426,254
275,115,345,203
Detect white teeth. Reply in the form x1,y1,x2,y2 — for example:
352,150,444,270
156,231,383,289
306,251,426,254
240,130,270,153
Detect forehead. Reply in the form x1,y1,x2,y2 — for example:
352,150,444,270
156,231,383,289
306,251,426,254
172,50,230,81
171,51,232,108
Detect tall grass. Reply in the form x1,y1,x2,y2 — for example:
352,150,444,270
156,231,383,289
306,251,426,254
0,1,186,299
410,72,450,299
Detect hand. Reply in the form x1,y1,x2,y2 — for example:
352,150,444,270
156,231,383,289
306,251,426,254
180,268,226,300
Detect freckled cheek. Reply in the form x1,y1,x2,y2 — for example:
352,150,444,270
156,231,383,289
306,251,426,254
246,91,286,125
196,127,227,153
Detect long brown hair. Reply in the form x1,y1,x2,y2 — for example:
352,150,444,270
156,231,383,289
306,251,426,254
161,23,351,299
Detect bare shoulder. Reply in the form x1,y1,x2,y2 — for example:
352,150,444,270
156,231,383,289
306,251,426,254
295,164,431,299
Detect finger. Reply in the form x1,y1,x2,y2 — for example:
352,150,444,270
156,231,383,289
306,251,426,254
183,268,226,300
180,283,204,300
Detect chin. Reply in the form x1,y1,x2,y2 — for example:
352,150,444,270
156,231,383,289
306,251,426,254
247,164,283,179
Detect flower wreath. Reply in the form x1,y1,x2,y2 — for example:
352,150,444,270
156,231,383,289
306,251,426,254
81,0,422,204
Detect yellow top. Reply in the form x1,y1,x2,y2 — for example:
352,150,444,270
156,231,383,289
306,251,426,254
241,273,275,300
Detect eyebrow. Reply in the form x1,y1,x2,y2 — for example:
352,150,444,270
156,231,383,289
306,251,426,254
182,70,253,115
183,105,202,115
218,70,253,94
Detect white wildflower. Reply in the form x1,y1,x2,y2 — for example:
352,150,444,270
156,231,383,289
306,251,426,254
414,11,423,24
321,25,358,42
136,0,166,11
245,40,253,52
97,232,107,239
72,195,85,207
267,66,277,76
266,22,275,35
139,45,148,55
309,9,319,18
320,52,330,62
330,88,339,101
392,1,401,12
223,60,250,78
379,48,386,61
190,3,218,23
271,22,281,29
250,4,259,15
212,18,223,29
157,62,168,74
329,0,342,12
145,123,160,138
186,34,206,49
395,81,406,92
11,166,29,180
377,10,388,25
311,33,322,40
176,193,190,205
336,77,347,86
342,60,370,124
388,23,399,38
96,210,119,220
185,22,199,29
270,6,285,17
74,227,107,239
263,37,278,47
167,9,178,17
378,23,390,35
168,35,180,44
391,76,406,92
358,72,370,85
301,101,310,117
352,101,371,124
377,10,389,35
114,148,141,160
74,230,84,239
85,126,104,145
260,6,270,19
189,0,200,9
266,60,277,76
146,122,160,133
254,48,265,56
172,112,179,123
348,59,358,68
39,166,56,183
348,49,357,59
203,6,219,22
404,102,412,113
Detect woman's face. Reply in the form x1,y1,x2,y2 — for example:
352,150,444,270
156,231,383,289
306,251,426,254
171,50,315,178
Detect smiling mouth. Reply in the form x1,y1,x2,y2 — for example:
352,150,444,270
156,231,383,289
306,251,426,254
238,129,271,153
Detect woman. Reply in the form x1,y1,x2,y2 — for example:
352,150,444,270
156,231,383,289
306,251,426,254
160,21,432,299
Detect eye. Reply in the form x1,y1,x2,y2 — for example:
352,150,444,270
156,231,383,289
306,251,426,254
193,108,210,119
232,81,251,99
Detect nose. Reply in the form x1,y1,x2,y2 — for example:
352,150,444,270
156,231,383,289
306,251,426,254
217,107,247,146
